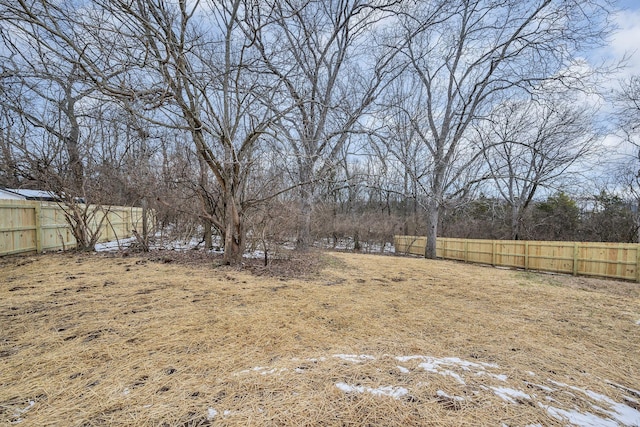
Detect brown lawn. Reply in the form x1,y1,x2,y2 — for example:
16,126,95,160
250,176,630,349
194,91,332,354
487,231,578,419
1,251,639,426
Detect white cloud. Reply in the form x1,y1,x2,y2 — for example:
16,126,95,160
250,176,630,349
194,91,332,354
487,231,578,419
605,8,640,79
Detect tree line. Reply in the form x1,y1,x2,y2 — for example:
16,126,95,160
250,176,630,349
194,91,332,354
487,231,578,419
1,0,639,264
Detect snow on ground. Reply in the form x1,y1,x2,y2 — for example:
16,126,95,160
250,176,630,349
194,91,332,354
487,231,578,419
93,237,137,252
489,386,531,404
436,390,466,401
94,234,396,255
10,400,35,424
318,238,396,253
226,353,640,427
333,354,376,363
335,382,409,399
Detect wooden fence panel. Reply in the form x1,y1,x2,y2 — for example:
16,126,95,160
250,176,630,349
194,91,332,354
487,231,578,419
394,235,427,256
577,242,639,281
466,239,495,265
0,201,151,257
527,241,575,274
40,203,76,251
439,238,465,261
0,201,37,255
494,241,526,269
394,235,640,282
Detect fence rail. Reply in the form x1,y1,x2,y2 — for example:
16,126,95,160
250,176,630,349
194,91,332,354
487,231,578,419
0,200,151,256
394,235,640,282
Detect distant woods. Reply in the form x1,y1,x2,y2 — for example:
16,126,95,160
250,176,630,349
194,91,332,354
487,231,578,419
1,0,638,262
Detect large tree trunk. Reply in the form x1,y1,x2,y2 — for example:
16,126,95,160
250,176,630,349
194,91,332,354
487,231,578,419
64,90,84,196
296,188,313,250
204,220,213,250
425,198,439,259
511,204,521,240
198,157,213,250
296,164,314,250
223,192,244,265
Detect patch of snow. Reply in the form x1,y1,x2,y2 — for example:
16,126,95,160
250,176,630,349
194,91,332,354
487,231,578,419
397,366,410,374
491,387,531,404
438,369,466,384
441,356,497,369
418,361,439,373
11,400,35,423
238,366,285,375
395,355,427,363
605,381,640,399
207,408,218,420
336,382,357,393
568,386,640,426
636,319,640,325
122,388,130,396
335,382,408,399
548,379,569,388
437,390,465,401
607,402,640,426
369,386,409,399
542,404,619,427
574,387,615,403
94,237,137,252
524,381,555,392
491,373,508,382
244,250,267,259
406,355,496,372
333,354,376,363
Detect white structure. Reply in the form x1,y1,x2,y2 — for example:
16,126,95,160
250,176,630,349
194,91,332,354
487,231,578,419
0,188,60,201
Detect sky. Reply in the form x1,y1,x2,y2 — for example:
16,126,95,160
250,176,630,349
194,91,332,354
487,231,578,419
604,0,640,79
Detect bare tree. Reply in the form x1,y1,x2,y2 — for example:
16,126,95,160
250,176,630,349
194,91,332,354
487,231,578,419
245,0,402,250
478,96,600,240
613,75,640,240
0,0,287,264
392,0,612,258
617,75,640,146
0,14,116,250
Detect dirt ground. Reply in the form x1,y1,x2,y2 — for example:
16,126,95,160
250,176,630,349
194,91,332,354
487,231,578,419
1,250,639,426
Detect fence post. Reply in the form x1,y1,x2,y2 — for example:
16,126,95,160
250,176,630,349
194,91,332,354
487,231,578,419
636,244,640,282
492,240,496,266
34,202,42,254
524,241,529,270
573,242,579,276
464,240,469,262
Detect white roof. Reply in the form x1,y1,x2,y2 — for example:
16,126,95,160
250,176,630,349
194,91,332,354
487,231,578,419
0,189,26,200
0,188,59,200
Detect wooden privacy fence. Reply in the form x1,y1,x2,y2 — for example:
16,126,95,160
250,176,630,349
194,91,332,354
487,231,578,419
394,235,640,282
0,200,151,256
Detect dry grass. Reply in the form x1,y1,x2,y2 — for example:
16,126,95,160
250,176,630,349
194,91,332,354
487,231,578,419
1,251,639,426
